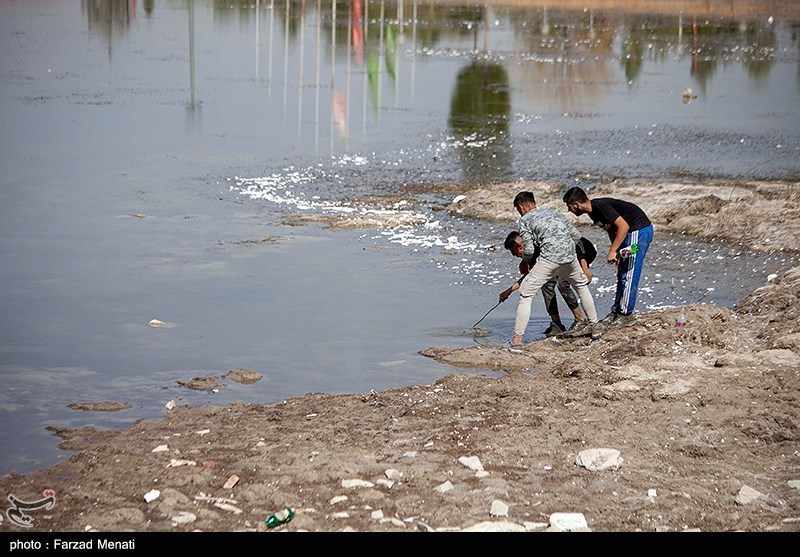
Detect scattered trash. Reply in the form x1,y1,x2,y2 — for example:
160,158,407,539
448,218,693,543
223,475,239,489
148,319,167,328
549,512,589,531
676,307,687,327
341,479,374,488
458,456,484,472
735,484,764,505
575,448,624,471
143,489,161,503
171,511,197,525
194,493,237,505
166,459,196,468
490,500,509,517
434,480,454,493
265,507,295,528
165,400,175,410
132,214,146,219
151,444,169,453
214,502,243,514
385,469,403,481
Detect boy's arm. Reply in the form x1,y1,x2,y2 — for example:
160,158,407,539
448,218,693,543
580,258,592,284
607,216,630,263
499,275,525,303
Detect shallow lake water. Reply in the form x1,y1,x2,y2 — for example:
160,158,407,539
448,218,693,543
1,0,799,475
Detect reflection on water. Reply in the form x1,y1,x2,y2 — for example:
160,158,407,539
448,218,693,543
2,0,800,476
449,60,512,182
74,0,800,182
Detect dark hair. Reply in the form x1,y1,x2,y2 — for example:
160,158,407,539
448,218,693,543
562,186,589,205
513,191,536,208
504,231,521,251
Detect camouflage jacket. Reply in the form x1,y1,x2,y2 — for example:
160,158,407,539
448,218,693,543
518,207,581,265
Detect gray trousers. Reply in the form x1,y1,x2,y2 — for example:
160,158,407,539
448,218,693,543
542,278,579,317
515,256,598,338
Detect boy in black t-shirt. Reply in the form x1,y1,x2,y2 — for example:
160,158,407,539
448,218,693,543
563,186,654,328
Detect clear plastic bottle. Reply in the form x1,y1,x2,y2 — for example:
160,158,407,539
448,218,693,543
265,507,295,528
676,307,687,328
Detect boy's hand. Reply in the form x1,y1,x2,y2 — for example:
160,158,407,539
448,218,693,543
499,289,511,303
519,260,530,275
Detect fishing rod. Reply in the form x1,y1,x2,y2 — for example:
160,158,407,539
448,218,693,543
473,301,501,329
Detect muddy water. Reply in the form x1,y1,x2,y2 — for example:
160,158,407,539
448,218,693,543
1,0,799,475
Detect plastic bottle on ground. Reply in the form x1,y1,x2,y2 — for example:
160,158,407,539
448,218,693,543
676,307,687,328
265,507,295,528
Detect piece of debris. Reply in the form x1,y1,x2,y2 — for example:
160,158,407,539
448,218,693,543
341,479,374,489
735,484,764,505
458,456,484,472
434,480,454,494
575,448,624,471
165,400,176,410
490,500,509,517
171,511,197,525
148,319,167,328
166,459,196,468
214,502,243,514
385,469,403,481
223,475,240,489
462,521,526,532
143,489,161,503
549,512,589,531
151,444,169,453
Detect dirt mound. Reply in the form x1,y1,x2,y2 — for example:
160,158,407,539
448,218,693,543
444,179,800,254
2,267,799,532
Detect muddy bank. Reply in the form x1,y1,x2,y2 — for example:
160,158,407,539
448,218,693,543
1,180,799,533
285,179,800,257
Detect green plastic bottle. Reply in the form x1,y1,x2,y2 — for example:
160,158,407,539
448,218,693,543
617,244,639,260
265,507,295,528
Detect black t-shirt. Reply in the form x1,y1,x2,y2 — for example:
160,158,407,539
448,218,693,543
589,198,651,233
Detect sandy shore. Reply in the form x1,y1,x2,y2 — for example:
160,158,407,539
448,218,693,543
1,179,799,534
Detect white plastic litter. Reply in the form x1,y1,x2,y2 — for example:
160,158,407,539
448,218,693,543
144,489,160,503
